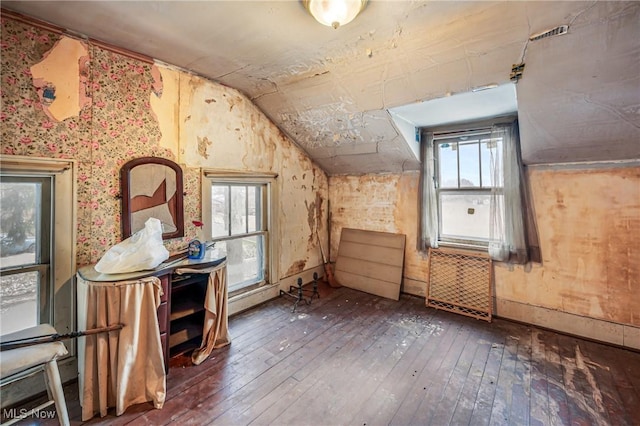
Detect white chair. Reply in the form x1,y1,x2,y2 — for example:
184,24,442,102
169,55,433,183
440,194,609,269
0,324,70,426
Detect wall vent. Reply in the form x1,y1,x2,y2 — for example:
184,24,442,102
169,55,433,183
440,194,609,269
529,25,569,41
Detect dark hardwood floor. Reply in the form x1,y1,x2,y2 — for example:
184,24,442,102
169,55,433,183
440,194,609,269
12,282,640,425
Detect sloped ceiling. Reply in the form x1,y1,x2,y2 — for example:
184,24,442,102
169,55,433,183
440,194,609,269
3,1,639,175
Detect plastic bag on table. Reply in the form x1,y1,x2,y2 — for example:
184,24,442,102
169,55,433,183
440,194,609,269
95,217,170,274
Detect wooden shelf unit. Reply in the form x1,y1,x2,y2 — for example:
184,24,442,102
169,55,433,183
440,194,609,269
166,272,208,356
157,261,224,370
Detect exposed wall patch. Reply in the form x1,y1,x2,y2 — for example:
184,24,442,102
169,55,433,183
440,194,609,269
197,135,213,159
149,65,180,155
30,36,90,121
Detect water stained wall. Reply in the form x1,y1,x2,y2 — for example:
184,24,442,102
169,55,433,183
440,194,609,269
494,166,640,327
178,71,329,280
328,172,428,294
329,165,640,347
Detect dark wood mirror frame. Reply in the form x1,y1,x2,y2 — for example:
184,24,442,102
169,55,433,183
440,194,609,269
121,157,184,240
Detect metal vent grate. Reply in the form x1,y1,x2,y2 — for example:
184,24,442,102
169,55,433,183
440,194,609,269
426,248,492,322
529,25,569,41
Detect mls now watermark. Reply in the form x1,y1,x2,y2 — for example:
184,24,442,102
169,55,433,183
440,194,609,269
3,407,57,421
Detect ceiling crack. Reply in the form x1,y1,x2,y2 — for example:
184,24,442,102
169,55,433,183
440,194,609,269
568,0,599,27
583,97,640,130
214,64,250,80
519,7,533,64
251,78,279,102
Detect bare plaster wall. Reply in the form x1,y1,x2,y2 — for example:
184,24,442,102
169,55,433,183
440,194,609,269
328,172,428,292
1,18,328,281
329,166,640,329
494,166,640,327
176,70,329,279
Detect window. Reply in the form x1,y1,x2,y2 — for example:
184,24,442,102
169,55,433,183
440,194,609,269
202,172,277,294
433,128,503,247
0,156,77,404
421,119,533,264
0,176,52,335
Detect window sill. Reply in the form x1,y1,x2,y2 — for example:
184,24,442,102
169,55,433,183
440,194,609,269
437,241,488,252
229,281,275,300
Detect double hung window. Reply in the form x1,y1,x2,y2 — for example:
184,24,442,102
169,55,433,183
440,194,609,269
422,119,531,263
0,156,76,403
202,172,276,294
420,120,528,263
433,128,503,247
0,176,52,335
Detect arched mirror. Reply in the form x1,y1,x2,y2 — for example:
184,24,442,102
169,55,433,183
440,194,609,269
121,157,184,240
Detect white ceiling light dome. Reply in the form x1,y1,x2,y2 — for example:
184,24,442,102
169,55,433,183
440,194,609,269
304,0,368,29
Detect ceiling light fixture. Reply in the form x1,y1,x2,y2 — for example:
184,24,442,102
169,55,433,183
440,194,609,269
304,0,368,29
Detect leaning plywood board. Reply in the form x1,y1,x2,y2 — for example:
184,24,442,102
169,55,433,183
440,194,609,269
335,228,406,300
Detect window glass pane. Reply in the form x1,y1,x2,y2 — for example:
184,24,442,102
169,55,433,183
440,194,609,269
0,182,39,265
0,271,39,335
215,234,264,292
247,186,257,233
440,193,492,241
438,142,458,188
231,186,247,235
211,185,229,238
458,142,480,187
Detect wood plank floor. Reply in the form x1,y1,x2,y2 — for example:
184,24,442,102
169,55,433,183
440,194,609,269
10,282,640,425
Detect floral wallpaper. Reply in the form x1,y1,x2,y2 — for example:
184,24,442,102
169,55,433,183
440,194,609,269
1,14,331,279
1,17,196,265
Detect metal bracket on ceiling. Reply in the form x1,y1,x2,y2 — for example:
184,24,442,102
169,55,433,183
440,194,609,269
510,63,525,83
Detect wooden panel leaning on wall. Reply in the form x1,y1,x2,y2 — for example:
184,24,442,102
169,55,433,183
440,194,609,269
334,228,406,301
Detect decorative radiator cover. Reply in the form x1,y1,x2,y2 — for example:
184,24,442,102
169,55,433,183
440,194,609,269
426,248,492,322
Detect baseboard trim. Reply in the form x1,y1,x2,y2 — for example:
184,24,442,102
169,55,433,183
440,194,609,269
401,277,426,297
496,298,640,351
227,274,640,351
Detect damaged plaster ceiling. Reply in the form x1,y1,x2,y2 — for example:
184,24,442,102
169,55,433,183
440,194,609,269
3,1,640,175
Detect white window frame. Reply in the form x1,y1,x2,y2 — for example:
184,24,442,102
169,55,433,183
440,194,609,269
0,155,77,406
433,127,501,248
201,170,278,295
423,117,514,251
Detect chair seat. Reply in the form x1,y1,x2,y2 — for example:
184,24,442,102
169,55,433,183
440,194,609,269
1,324,68,380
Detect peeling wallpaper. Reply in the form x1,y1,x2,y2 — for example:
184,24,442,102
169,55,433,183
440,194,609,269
177,71,329,278
30,37,90,122
329,167,640,328
1,17,328,279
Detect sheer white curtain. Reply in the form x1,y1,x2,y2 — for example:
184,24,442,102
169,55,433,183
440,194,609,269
419,132,439,250
488,122,528,263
